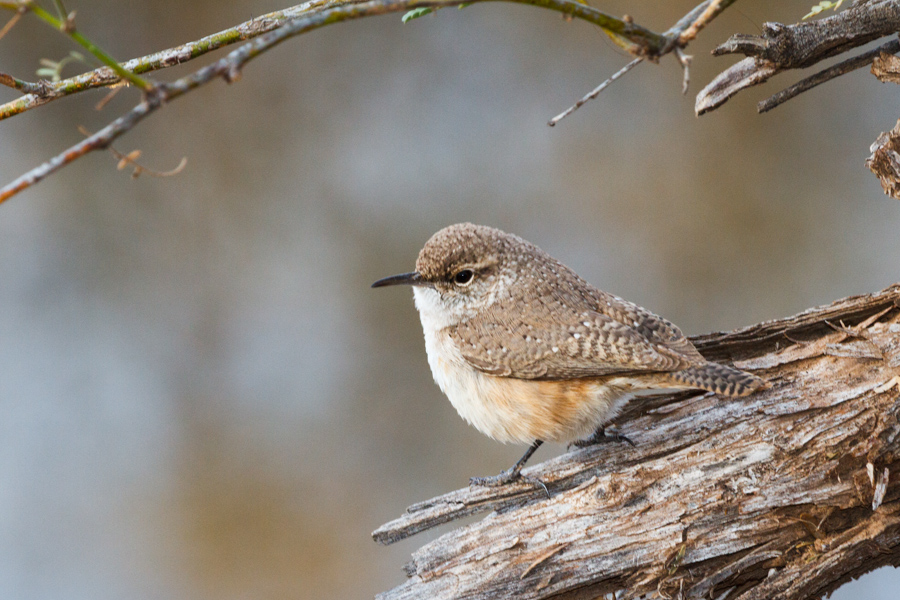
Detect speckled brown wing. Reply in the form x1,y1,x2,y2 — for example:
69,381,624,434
601,298,706,364
450,295,703,381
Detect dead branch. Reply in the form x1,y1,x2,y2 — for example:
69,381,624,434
696,0,900,115
548,57,642,126
374,284,900,600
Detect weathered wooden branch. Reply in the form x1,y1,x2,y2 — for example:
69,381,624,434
374,284,900,600
696,0,900,115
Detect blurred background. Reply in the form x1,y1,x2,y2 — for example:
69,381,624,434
0,0,898,598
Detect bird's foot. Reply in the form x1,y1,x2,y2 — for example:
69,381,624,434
571,426,636,449
470,469,550,498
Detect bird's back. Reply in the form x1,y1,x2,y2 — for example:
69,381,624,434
450,245,708,381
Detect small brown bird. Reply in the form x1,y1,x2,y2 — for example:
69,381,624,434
373,223,765,489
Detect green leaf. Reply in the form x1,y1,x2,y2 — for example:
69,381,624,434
402,7,434,22
803,0,844,20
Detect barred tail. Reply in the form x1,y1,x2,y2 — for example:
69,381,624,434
664,362,766,397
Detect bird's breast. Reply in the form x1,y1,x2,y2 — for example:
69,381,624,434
418,324,637,444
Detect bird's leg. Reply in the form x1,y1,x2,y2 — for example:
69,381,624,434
470,440,549,497
571,426,636,448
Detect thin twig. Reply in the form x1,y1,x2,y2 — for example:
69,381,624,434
76,125,187,178
676,47,692,94
547,57,642,126
0,95,160,202
0,0,335,120
94,84,124,111
0,72,46,94
759,38,900,113
20,2,152,90
51,0,67,20
0,2,21,41
664,0,738,46
677,0,723,45
0,0,665,121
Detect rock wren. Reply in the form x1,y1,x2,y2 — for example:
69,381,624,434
373,223,765,490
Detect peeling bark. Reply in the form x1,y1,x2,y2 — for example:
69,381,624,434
872,51,900,84
867,119,900,202
374,284,900,600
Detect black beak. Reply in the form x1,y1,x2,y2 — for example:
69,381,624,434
371,271,430,288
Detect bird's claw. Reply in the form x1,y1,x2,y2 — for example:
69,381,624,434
570,427,636,449
470,469,550,499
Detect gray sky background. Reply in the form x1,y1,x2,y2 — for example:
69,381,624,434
1,1,898,598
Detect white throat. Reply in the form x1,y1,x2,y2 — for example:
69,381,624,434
412,286,460,331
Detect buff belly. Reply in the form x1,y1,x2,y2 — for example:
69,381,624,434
421,326,640,444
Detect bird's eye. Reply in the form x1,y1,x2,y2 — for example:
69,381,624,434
453,269,474,286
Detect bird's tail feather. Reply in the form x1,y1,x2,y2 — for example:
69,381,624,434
664,363,766,397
